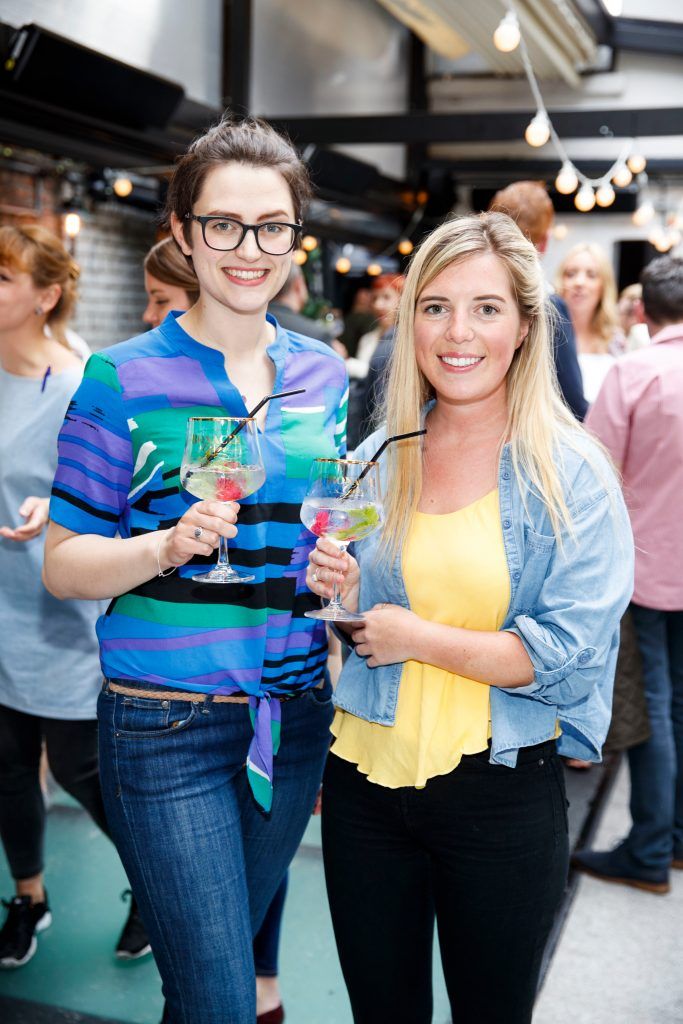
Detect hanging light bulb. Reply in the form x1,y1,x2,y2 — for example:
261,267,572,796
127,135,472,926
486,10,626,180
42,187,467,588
366,263,382,277
113,176,133,198
627,153,647,175
611,163,633,188
632,200,655,227
335,256,351,274
64,212,82,238
293,250,308,266
552,224,569,241
555,162,578,195
649,226,671,252
574,184,596,212
493,10,521,53
524,111,550,148
397,239,414,256
595,183,616,208
301,235,318,252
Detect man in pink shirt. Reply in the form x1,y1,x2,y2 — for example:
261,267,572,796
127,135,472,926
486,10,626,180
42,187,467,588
573,255,683,894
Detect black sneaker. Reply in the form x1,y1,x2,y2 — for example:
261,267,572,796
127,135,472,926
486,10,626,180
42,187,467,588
115,889,152,960
0,893,52,968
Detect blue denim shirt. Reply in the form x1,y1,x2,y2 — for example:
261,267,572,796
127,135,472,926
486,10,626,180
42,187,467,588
334,425,634,766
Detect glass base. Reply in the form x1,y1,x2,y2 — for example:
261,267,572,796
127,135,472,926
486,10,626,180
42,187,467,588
305,605,365,623
192,566,255,584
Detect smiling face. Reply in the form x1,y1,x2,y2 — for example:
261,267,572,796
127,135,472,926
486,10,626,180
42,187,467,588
171,162,296,319
559,249,604,320
142,271,192,327
414,252,528,411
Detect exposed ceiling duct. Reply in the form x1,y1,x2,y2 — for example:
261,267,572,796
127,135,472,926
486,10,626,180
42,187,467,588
375,0,598,86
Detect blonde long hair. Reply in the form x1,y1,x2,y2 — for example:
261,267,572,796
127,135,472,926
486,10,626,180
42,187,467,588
379,212,587,562
555,242,619,348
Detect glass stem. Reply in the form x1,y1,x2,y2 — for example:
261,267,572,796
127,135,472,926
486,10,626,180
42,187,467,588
329,543,347,610
217,504,232,570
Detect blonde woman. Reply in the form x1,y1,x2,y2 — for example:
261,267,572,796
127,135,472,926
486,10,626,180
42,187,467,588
308,213,633,1024
556,242,625,403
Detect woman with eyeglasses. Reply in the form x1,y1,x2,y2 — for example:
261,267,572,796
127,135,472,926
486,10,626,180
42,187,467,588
43,116,348,1024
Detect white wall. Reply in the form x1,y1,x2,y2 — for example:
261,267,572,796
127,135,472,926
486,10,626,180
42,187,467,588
1,0,222,106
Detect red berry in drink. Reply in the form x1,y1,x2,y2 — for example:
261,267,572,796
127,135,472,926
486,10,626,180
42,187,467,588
217,478,244,501
310,510,331,536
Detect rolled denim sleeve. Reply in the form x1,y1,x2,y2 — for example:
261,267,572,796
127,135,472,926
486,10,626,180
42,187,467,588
504,487,634,706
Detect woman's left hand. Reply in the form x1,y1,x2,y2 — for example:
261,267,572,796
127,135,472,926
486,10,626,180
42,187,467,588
350,604,425,667
0,496,50,542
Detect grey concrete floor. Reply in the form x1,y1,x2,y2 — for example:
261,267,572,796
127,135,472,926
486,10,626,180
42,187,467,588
534,759,683,1024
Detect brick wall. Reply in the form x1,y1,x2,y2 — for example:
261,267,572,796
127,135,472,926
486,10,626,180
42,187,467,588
70,205,156,351
0,164,157,352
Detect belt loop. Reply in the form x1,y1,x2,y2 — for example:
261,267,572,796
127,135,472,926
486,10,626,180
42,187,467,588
101,677,110,694
201,694,214,715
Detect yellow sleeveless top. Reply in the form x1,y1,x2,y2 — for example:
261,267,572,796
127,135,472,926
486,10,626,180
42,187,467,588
330,489,511,788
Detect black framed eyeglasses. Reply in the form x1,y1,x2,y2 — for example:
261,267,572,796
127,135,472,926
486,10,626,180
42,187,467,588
185,214,302,255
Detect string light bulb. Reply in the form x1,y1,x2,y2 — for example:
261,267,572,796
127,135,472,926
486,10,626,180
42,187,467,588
493,10,521,53
650,230,673,253
555,162,578,195
397,239,414,256
64,212,81,238
301,235,318,252
611,163,633,188
552,224,569,241
113,176,133,198
293,250,308,266
574,184,596,212
524,111,550,148
335,256,351,274
366,263,382,277
595,183,616,208
627,153,647,175
632,200,655,227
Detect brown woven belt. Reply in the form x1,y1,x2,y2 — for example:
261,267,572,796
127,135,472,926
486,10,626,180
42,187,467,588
107,680,322,703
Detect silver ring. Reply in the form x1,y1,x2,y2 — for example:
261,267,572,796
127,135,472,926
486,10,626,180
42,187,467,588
312,570,319,583
193,526,203,540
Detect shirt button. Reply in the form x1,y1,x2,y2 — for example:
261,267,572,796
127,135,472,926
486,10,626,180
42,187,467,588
513,571,520,580
502,471,510,480
503,519,512,529
578,652,590,664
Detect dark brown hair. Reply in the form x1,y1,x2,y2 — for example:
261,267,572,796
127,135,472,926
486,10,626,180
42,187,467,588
165,115,312,246
641,255,683,325
0,223,79,346
488,181,554,248
144,237,199,303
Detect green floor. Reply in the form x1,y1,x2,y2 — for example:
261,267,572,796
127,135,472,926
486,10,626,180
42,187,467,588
0,791,452,1023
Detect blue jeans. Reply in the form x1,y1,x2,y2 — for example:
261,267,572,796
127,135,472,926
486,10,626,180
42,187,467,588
98,679,333,1024
627,603,683,870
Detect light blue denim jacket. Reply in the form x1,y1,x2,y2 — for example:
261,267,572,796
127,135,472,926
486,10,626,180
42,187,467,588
334,424,635,766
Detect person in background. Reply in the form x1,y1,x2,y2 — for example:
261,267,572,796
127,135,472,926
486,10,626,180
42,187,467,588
574,255,683,895
556,242,625,405
43,116,347,1024
339,286,375,359
617,282,651,351
308,212,633,1024
268,263,337,349
345,275,402,381
489,180,587,420
141,233,293,1024
0,223,149,968
142,236,199,328
355,274,406,444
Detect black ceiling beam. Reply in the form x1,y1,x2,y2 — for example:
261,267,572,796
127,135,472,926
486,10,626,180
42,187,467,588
426,158,683,180
269,108,683,146
607,18,683,57
222,0,252,113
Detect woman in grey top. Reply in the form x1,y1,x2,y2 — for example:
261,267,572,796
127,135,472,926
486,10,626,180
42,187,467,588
0,223,147,968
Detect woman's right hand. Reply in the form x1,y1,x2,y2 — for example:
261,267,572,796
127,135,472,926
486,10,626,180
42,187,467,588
157,500,239,570
307,538,360,610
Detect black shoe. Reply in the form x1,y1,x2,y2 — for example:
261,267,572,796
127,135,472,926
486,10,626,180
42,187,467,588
0,893,52,968
115,890,152,960
572,844,670,895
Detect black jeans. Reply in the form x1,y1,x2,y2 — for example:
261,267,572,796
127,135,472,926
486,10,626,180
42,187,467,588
322,742,569,1024
0,703,110,879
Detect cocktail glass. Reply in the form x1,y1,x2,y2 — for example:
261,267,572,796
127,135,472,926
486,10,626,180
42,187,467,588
181,416,265,584
301,457,382,621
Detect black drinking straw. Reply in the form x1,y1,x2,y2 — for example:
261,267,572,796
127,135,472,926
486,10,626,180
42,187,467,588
342,429,427,499
200,388,305,467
